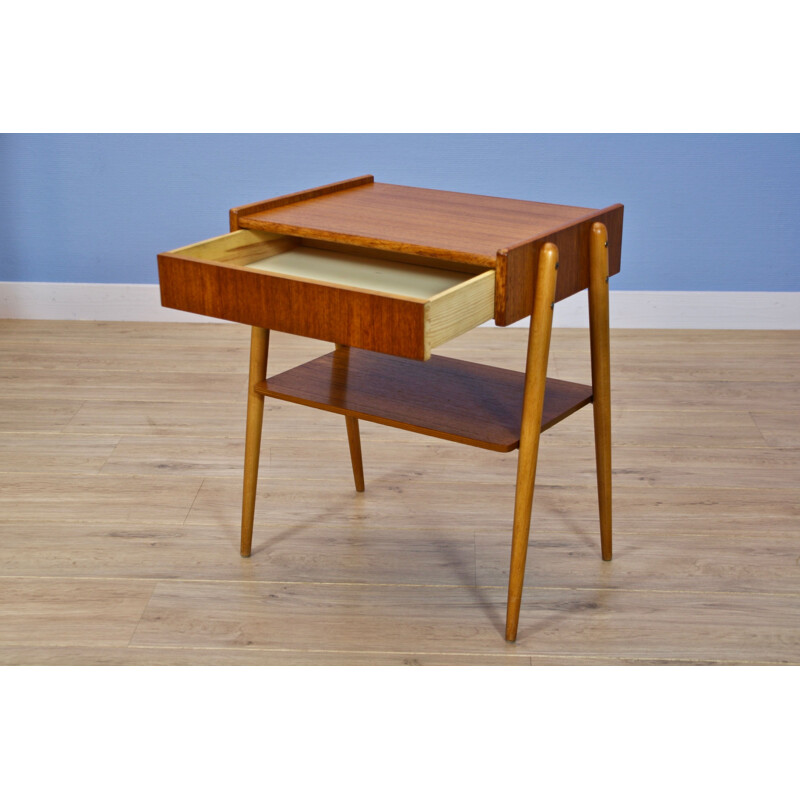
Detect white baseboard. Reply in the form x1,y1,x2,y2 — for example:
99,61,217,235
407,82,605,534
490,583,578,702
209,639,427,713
0,282,215,323
1,282,798,329
544,290,800,329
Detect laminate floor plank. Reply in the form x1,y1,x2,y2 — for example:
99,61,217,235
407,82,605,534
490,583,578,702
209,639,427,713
610,381,800,413
185,478,800,536
0,368,248,403
64,399,428,439
0,319,247,345
0,475,203,523
557,355,800,383
0,577,156,647
48,399,777,449
751,411,800,447
102,436,247,476
0,399,86,433
233,437,800,489
130,580,800,663
0,433,121,474
0,645,784,666
65,400,249,436
3,521,795,599
475,530,800,596
0,522,477,586
0,645,532,666
541,408,768,448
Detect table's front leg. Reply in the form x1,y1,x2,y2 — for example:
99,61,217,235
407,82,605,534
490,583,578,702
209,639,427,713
241,326,270,557
505,242,559,642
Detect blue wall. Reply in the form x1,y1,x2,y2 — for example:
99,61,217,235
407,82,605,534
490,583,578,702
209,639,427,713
1,134,798,290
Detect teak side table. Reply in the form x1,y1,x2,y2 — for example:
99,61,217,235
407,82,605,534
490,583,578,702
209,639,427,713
158,175,624,641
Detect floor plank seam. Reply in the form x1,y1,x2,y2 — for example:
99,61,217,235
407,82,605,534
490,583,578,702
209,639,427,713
182,479,206,525
4,472,797,490
62,399,88,430
119,645,798,666
2,515,796,536
126,581,158,648
2,574,798,599
747,410,774,446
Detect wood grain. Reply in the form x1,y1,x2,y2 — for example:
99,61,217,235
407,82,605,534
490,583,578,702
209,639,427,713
158,252,430,359
0,521,476,585
0,400,86,433
229,175,375,232
506,242,559,640
0,474,203,523
184,479,800,536
2,520,797,597
258,348,592,452
93,437,800,490
0,433,120,473
164,228,296,266
241,327,269,557
475,529,800,596
231,180,621,326
238,181,604,268
496,204,623,324
0,577,156,647
589,222,612,560
0,646,534,666
159,242,494,360
751,412,800,447
129,580,800,662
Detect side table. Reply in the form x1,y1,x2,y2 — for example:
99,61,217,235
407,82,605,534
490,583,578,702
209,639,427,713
158,175,624,640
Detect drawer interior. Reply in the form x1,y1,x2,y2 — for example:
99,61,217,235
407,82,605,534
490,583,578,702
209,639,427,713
162,229,496,358
170,229,492,302
245,247,478,299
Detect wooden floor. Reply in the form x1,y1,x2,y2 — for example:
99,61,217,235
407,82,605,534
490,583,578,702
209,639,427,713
0,320,798,665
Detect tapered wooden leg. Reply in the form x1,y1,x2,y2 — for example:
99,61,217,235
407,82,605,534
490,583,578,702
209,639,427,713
589,222,613,561
345,417,365,492
241,326,269,557
505,243,559,642
336,344,365,492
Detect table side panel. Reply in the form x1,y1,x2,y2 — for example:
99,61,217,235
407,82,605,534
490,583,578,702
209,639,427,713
158,255,428,360
496,205,624,326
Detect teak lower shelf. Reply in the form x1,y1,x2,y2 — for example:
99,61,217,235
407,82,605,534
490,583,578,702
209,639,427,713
257,349,593,452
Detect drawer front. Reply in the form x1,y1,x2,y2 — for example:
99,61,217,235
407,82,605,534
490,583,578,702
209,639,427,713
158,230,495,360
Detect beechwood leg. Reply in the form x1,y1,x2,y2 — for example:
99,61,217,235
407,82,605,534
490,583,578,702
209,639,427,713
336,344,366,492
241,326,269,557
589,222,613,561
505,243,560,642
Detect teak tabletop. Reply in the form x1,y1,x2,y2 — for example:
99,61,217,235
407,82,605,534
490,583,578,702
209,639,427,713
229,175,623,325
237,178,594,265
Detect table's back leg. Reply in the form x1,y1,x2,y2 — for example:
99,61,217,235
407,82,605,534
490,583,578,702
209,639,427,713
241,326,270,557
589,222,613,561
335,344,366,492
505,243,559,642
345,417,366,492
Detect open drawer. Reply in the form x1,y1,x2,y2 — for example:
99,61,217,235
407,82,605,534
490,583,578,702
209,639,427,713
158,229,496,360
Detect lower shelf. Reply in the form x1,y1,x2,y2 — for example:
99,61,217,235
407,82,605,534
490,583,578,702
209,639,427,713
257,348,593,452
